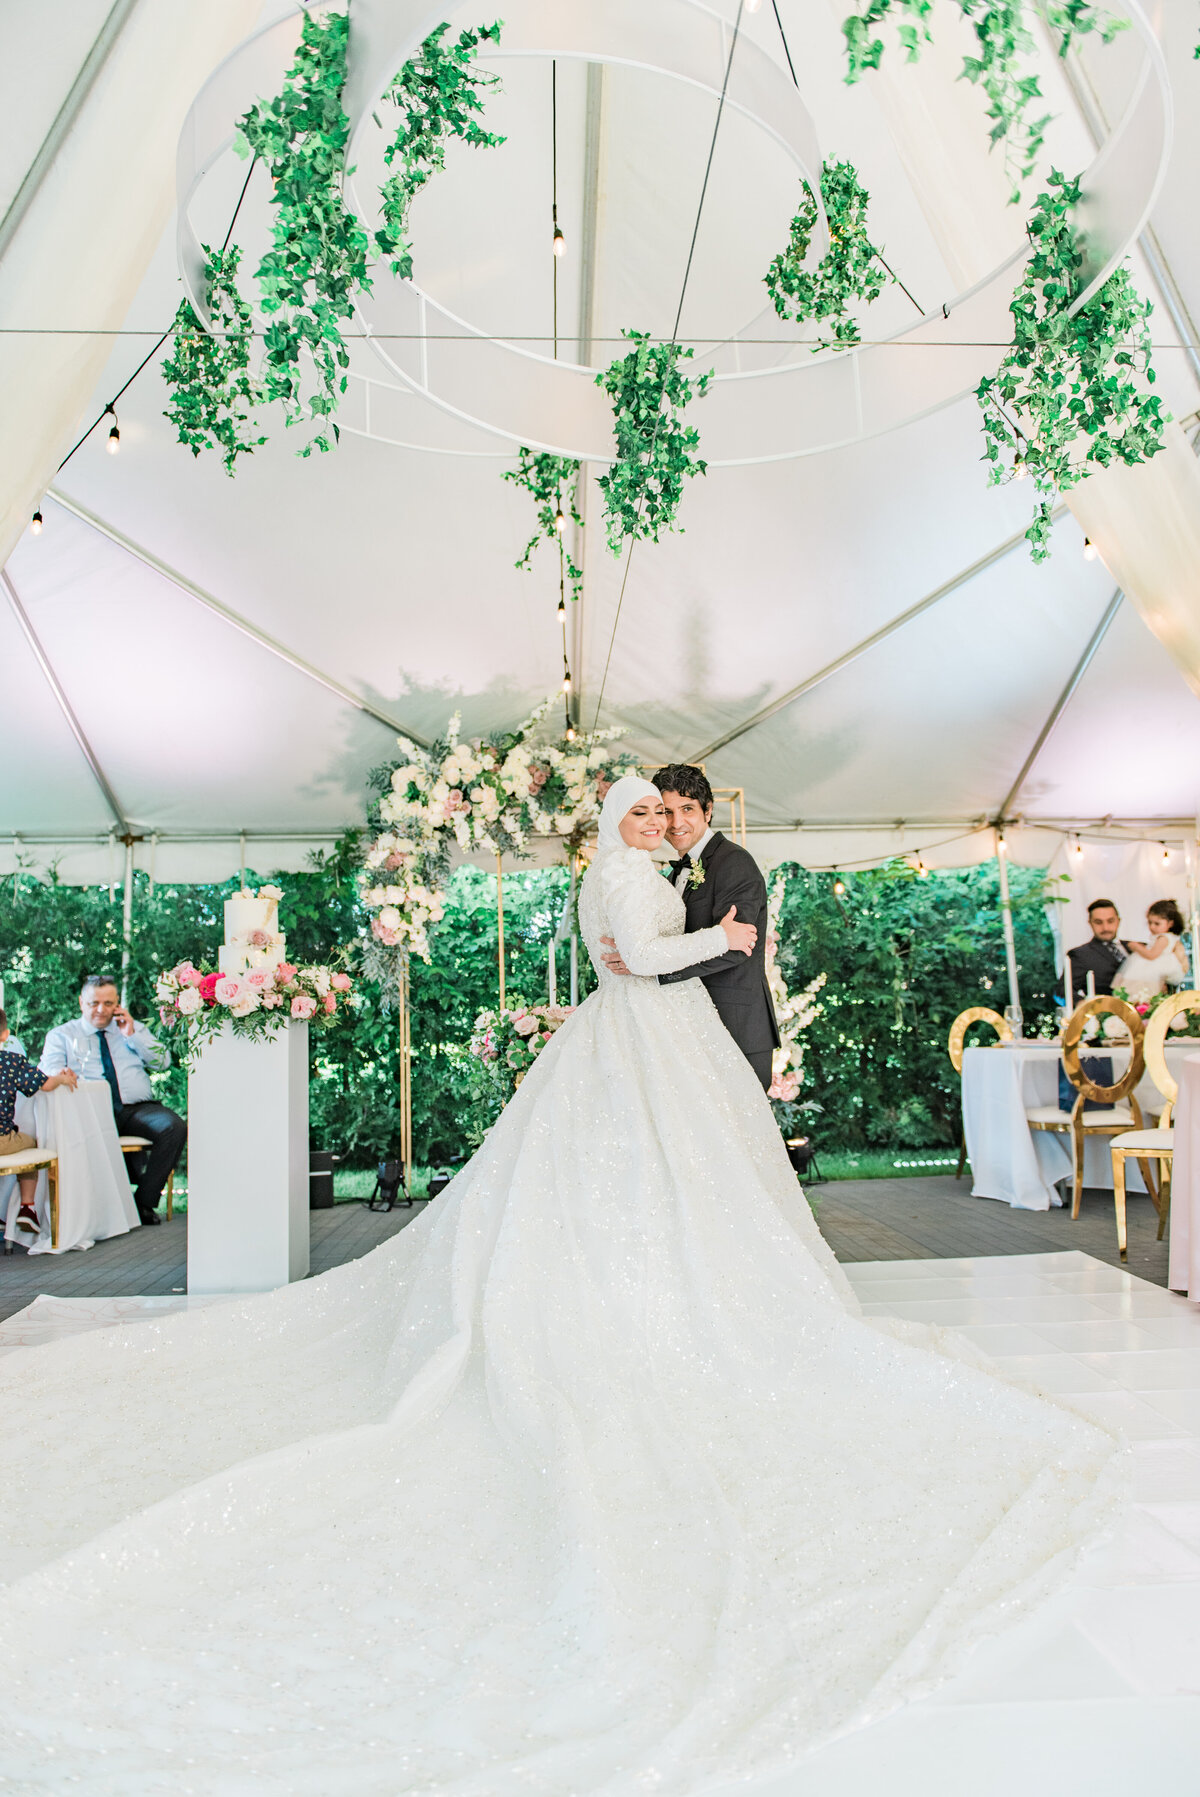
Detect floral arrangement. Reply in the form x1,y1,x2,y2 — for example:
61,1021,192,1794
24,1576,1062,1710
361,698,640,964
766,878,827,1132
154,955,355,1066
1111,987,1200,1034
469,999,576,1096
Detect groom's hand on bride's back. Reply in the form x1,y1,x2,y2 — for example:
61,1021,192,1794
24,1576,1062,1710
600,936,632,976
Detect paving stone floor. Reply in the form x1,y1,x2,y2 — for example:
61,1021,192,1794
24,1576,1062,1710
0,1173,1170,1323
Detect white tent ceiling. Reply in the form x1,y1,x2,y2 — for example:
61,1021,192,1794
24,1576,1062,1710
3,0,1200,883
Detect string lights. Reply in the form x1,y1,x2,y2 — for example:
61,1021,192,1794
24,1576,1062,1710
105,406,120,453
832,875,846,896
1083,536,1098,560
30,509,42,535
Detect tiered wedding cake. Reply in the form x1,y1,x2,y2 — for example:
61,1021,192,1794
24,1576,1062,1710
217,886,287,975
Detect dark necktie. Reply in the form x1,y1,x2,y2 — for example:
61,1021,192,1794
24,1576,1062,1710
671,855,691,882
97,1028,122,1114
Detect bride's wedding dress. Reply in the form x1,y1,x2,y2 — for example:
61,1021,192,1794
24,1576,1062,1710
0,840,1121,1794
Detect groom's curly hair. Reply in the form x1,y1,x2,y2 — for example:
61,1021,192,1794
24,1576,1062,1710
652,763,713,812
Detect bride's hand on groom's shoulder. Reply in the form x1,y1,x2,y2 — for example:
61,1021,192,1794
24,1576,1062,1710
600,936,632,977
721,906,757,957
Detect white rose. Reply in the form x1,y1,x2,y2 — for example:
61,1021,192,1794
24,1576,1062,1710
230,996,260,1017
155,978,177,1002
311,969,331,997
176,987,203,1017
258,884,284,901
379,906,402,930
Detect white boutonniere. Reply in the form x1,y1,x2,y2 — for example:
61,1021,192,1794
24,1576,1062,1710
688,861,706,890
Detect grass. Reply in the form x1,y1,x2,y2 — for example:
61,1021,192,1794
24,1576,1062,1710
814,1148,960,1182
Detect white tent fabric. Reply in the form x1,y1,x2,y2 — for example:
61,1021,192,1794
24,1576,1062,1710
2,0,1199,885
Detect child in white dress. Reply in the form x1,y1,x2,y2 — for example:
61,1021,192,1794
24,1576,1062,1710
1113,897,1189,997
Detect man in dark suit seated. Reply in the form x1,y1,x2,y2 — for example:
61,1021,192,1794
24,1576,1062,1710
1068,899,1133,1003
600,763,780,1090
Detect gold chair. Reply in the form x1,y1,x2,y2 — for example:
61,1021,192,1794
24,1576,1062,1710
0,1145,59,1250
948,1006,1013,1178
1026,995,1146,1220
1110,990,1200,1260
119,1137,175,1219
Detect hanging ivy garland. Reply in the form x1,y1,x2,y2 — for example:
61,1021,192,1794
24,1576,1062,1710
165,14,504,464
376,21,505,280
595,331,712,554
234,9,371,455
841,0,1126,198
976,169,1167,561
502,449,584,601
162,244,266,475
764,159,891,350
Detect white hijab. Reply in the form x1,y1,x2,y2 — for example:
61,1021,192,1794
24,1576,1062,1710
596,775,663,854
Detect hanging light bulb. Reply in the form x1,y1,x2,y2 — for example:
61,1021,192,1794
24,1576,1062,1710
1012,456,1028,482
832,876,846,897
1072,837,1084,858
30,508,43,535
553,223,565,258
557,597,566,620
106,408,120,454
916,858,929,878
1083,537,1098,561
565,724,576,742
554,506,565,534
1162,844,1171,865
745,0,763,11
562,670,572,693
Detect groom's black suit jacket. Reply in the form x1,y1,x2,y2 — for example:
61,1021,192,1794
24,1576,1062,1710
659,831,781,1059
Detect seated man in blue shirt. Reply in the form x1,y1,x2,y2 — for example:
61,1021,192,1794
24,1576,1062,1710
41,974,185,1226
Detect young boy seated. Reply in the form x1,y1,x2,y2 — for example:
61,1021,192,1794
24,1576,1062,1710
0,1022,77,1236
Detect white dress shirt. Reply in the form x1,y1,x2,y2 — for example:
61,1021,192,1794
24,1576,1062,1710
673,826,715,894
41,1017,170,1105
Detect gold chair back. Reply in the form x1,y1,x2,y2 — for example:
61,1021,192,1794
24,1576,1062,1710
1062,995,1145,1105
1143,989,1200,1112
948,1006,1012,1074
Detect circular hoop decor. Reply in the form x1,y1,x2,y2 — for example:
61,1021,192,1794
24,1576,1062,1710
176,0,1172,465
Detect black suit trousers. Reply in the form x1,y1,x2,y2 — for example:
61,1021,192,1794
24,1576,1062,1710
115,1101,187,1211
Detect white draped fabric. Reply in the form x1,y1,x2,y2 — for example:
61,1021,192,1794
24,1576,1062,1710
1168,1053,1200,1298
0,1080,138,1253
0,848,1122,1789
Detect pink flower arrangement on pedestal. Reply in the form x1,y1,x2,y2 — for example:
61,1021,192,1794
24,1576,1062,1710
154,954,356,1067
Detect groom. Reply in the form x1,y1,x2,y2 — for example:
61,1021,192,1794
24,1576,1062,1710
601,763,780,1089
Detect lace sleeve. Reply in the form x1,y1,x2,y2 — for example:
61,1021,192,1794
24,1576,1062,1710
602,856,727,977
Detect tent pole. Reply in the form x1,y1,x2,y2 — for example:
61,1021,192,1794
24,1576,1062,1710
995,830,1023,1035
496,854,506,1011
397,960,412,1196
569,852,579,1007
120,837,134,1004
1192,820,1200,988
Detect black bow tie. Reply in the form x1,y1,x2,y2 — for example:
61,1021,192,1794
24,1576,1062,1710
670,855,692,879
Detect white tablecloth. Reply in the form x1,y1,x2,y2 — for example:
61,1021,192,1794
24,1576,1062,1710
962,1039,1198,1212
1168,1055,1200,1298
1,1081,139,1254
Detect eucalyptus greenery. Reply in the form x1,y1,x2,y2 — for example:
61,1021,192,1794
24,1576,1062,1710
376,21,504,280
502,449,584,601
595,330,712,554
161,244,266,475
842,0,1125,197
765,160,891,350
976,169,1166,560
235,9,371,454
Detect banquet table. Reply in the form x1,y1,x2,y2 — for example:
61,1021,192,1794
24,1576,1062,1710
0,1081,139,1254
961,1038,1199,1212
1168,1055,1200,1298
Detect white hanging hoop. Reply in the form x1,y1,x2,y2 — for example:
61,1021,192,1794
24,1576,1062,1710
175,0,1171,466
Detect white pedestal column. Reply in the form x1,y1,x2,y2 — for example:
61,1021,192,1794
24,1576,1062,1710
187,1021,310,1294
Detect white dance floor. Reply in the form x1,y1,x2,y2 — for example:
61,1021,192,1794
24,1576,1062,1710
3,1250,1198,1793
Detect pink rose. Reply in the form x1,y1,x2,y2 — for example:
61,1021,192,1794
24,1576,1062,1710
243,968,272,990
323,993,337,1014
261,991,283,1009
173,961,203,987
330,971,351,991
528,765,549,792
291,994,317,1020
444,788,468,813
513,1015,538,1037
247,929,271,949
198,971,223,1006
214,976,241,1005
276,962,298,984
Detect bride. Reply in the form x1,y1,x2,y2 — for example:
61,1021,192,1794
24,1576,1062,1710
0,778,1120,1794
